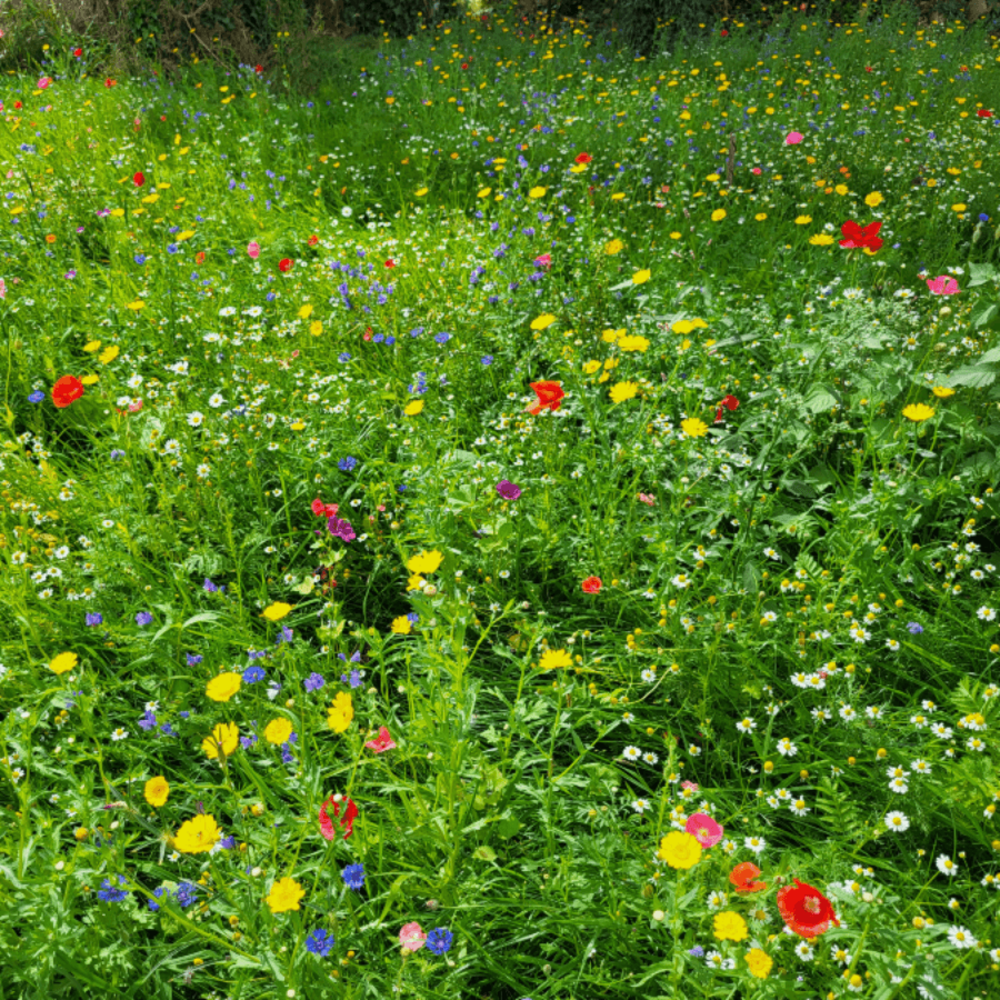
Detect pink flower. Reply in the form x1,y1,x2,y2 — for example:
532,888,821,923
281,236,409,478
399,922,427,952
0,278,6,300
38,77,51,90
534,253,552,270
751,167,762,175
685,812,724,848
680,780,699,792
637,492,656,506
365,726,397,753
128,399,144,413
247,241,260,260
926,275,960,295
785,131,803,145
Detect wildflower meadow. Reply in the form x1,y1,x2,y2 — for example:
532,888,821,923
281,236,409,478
4,1,1000,997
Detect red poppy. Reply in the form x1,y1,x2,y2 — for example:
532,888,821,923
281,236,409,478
318,794,358,841
461,63,468,70
581,576,602,594
838,219,883,251
278,258,293,273
978,109,993,118
105,78,116,88
311,497,338,518
14,101,22,110
384,258,396,268
364,726,397,753
73,47,82,58
255,64,264,75
865,65,873,72
720,29,728,36
307,234,319,246
575,152,593,165
714,393,740,424
195,251,206,265
729,862,767,894
777,879,840,938
526,381,565,416
363,326,373,341
52,375,84,409
133,171,145,187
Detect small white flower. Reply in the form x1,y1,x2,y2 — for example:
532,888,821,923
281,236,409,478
632,799,650,814
947,925,977,949
622,745,642,762
884,811,909,832
744,835,766,854
936,854,958,877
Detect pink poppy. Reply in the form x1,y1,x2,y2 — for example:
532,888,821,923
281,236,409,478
0,277,6,300
247,241,260,260
751,167,762,175
365,726,397,753
685,812,724,848
319,794,358,841
534,253,552,270
926,275,959,296
38,76,51,90
399,922,427,952
637,492,656,506
785,131,803,145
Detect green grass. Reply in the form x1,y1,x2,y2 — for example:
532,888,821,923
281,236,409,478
3,2,1000,998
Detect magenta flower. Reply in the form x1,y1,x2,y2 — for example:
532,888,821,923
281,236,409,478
785,131,803,145
926,275,960,295
247,241,261,260
496,479,522,500
400,922,427,952
534,253,552,270
685,812,724,848
365,726,397,753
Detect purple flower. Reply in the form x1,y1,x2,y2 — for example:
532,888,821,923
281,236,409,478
138,708,157,731
243,665,266,684
304,672,326,692
426,927,453,955
496,479,522,501
276,625,294,645
907,622,924,634
338,455,357,472
328,517,356,543
342,863,365,890
203,578,218,593
689,945,705,958
97,875,129,903
306,928,334,956
186,652,203,667
148,886,169,911
136,611,153,626
86,612,103,627
28,391,45,403
340,668,363,688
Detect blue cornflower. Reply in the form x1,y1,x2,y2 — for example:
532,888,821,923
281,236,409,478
434,332,450,344
243,665,266,684
110,449,125,460
406,613,419,624
186,652,203,667
138,708,157,731
203,578,218,593
338,352,352,363
276,625,294,645
340,668,363,689
175,882,199,908
240,733,258,750
980,213,990,223
98,875,129,903
28,390,45,403
907,622,924,634
134,254,146,265
304,672,325,692
481,355,494,366
338,455,357,472
148,886,169,911
342,864,365,890
689,945,705,957
306,928,335,957
220,835,236,850
136,611,153,626
426,927,453,955
86,612,103,627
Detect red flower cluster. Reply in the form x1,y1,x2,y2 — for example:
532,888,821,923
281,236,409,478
978,109,993,118
839,219,883,252
311,497,338,518
52,376,84,409
777,879,840,938
307,234,319,246
319,795,358,841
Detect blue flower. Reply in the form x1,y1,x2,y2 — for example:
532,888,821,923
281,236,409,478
980,213,990,223
481,355,494,366
907,622,924,635
186,653,203,667
136,611,153,626
148,886,169,911
342,863,365,890
110,449,125,460
28,390,45,403
243,665,266,684
304,672,326,692
338,455,357,472
86,612,103,627
426,927,453,955
306,928,334,957
98,875,129,903
434,331,450,344
338,352,352,363
203,578,218,593
134,254,146,265
175,882,199,908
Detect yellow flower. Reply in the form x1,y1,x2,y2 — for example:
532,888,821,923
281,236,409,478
328,691,354,733
602,328,623,343
583,359,602,375
202,721,239,759
617,334,650,353
49,651,78,675
174,813,221,854
528,186,547,199
477,187,492,198
754,212,768,221
609,381,639,404
711,208,727,222
206,672,242,703
264,718,293,745
98,345,120,365
415,187,428,197
407,573,426,592
81,374,99,386
176,230,194,241
671,318,708,334
144,775,170,808
745,948,773,979
403,400,424,416
407,550,443,575
931,386,955,398
865,191,883,207
713,911,749,942
632,269,651,285
262,602,292,622
951,203,967,213
266,876,305,914
83,340,102,353
611,192,626,201
126,300,145,311
794,215,812,225
298,304,314,319
604,239,624,255
669,231,682,239
657,831,702,869
531,313,557,331
391,615,412,635
539,648,573,670
902,403,935,422
809,234,834,246
309,320,323,336
681,417,709,438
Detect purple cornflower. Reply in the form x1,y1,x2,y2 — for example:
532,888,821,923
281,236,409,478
907,622,924,634
97,875,129,903
304,672,326,692
496,480,522,501
136,611,153,626
340,668,363,688
28,390,45,403
186,652,203,667
85,612,103,627
203,578,218,593
426,927,454,955
138,708,157,731
306,928,334,956
689,945,705,958
338,455,357,472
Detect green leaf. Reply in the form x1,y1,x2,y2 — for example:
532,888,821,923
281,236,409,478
802,384,840,414
472,844,497,861
949,366,996,389
971,303,1000,329
968,262,999,287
